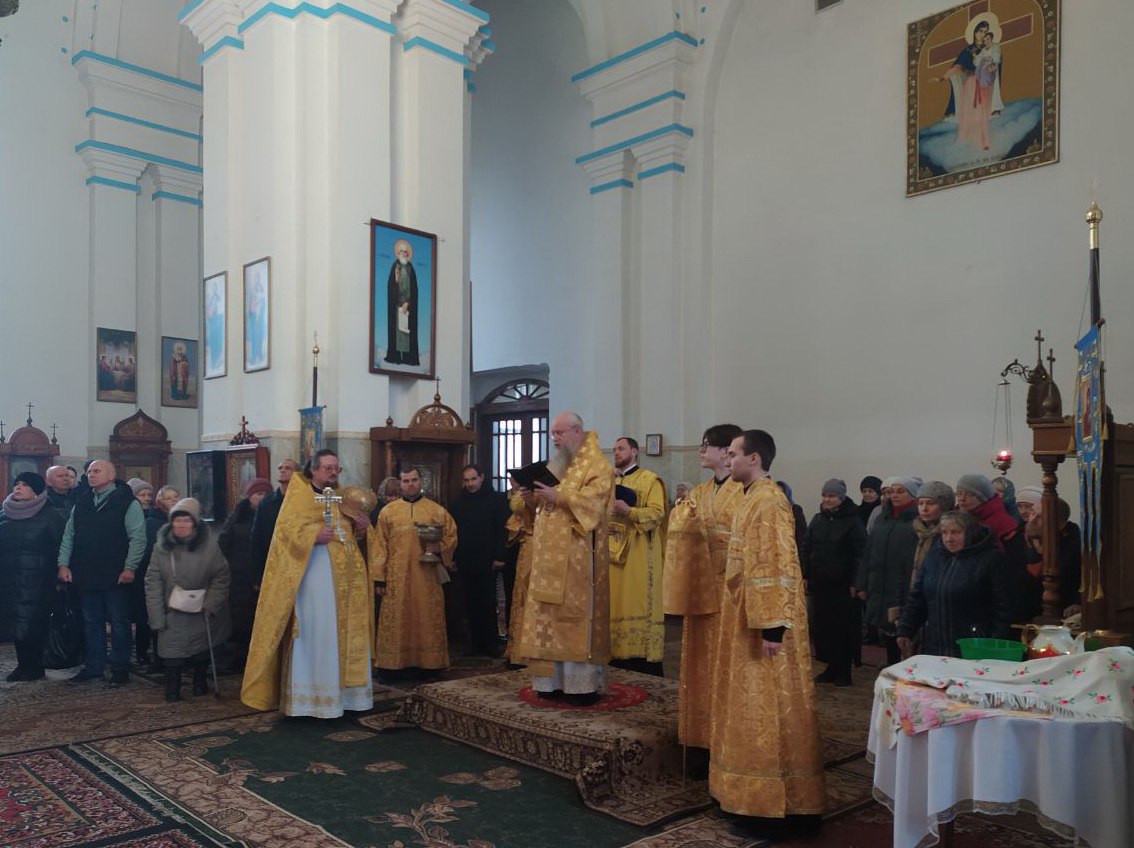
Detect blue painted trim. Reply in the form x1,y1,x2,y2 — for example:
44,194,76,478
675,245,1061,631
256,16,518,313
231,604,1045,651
439,0,489,23
75,140,203,174
575,123,694,165
638,162,685,180
86,176,140,194
571,31,697,83
178,0,206,22
463,69,472,79
85,108,203,141
153,190,203,206
403,36,468,66
478,25,491,37
71,51,203,92
466,82,477,93
591,90,685,128
239,3,395,36
200,35,245,63
589,179,634,195
481,39,495,52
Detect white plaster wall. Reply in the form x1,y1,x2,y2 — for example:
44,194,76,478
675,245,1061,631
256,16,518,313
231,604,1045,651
0,2,92,463
700,0,1132,512
469,0,593,412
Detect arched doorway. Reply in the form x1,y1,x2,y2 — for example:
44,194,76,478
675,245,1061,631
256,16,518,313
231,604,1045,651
475,379,550,492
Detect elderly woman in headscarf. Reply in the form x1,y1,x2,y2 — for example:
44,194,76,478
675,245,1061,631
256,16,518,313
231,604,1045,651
896,510,1012,658
146,498,231,701
992,476,1021,521
857,476,921,665
806,479,866,687
0,472,65,681
218,477,273,666
954,474,1039,623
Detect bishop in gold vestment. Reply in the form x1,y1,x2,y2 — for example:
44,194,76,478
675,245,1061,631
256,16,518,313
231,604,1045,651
663,475,742,747
241,455,374,717
710,434,824,819
609,438,668,668
370,484,457,671
515,416,615,694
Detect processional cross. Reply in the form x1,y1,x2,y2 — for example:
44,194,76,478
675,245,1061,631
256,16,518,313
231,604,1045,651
314,486,347,543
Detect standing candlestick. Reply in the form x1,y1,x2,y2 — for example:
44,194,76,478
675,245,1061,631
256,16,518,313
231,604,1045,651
312,332,320,408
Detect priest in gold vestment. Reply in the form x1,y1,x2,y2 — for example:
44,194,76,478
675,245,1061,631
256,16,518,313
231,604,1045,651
609,436,667,675
711,430,825,825
370,467,457,674
241,450,374,718
514,411,615,701
663,423,743,749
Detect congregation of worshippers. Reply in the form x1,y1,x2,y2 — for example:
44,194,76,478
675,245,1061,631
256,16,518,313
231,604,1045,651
0,412,1070,833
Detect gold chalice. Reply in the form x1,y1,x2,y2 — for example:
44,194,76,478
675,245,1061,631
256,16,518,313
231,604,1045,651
414,523,443,564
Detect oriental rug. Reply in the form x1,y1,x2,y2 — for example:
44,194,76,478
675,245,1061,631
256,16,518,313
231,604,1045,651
0,745,237,848
86,713,652,848
0,664,257,756
384,667,879,827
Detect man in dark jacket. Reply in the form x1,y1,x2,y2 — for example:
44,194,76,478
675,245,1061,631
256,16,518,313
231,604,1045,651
56,460,147,687
248,458,298,587
44,465,76,520
450,464,510,658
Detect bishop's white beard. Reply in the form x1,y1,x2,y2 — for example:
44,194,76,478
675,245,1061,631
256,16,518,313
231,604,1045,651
547,443,577,480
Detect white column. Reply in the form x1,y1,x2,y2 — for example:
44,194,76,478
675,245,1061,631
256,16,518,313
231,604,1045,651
182,0,487,481
573,32,698,442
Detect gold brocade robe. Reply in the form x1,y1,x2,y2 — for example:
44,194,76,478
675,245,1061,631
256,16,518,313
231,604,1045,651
609,467,667,662
505,493,535,663
241,474,374,712
370,497,457,670
709,477,825,817
663,476,743,747
516,431,615,673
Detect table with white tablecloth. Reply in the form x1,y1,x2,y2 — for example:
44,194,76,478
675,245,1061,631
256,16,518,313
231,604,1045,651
868,675,1134,848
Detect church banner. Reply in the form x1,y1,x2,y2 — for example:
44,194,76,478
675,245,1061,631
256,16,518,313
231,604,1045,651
369,219,437,379
906,0,1060,197
1074,323,1105,599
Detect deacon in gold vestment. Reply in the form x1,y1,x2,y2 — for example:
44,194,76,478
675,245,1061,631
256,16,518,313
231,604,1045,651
662,423,743,749
515,412,615,698
241,450,374,717
370,467,457,672
609,436,667,672
710,431,825,821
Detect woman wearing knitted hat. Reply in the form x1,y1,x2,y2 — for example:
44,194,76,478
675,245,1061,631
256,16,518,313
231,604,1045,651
218,478,273,669
0,472,66,681
145,498,231,701
806,479,867,686
857,476,921,666
954,474,1040,622
910,481,955,591
126,478,158,667
896,510,1013,658
858,476,883,527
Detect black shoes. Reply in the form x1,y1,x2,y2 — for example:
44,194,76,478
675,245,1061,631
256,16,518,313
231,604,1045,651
109,669,129,688
69,668,104,684
192,665,208,696
5,667,45,682
165,668,183,702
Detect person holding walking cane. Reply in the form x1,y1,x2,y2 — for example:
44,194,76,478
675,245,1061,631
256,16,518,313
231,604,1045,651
145,498,231,702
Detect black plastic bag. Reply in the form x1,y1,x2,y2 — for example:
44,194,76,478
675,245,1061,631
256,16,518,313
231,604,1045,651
43,590,84,669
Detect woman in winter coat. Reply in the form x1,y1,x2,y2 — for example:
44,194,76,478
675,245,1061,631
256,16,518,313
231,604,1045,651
0,472,65,681
217,477,273,664
896,510,1012,659
856,476,921,666
145,497,231,701
806,479,866,686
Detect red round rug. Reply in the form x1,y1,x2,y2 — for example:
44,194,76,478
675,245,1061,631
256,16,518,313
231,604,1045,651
517,681,649,711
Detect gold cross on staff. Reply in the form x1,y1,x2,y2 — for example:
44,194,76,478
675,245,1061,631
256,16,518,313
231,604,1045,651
26,401,34,425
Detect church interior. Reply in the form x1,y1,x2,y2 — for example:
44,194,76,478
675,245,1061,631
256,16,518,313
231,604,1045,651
2,0,1134,846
